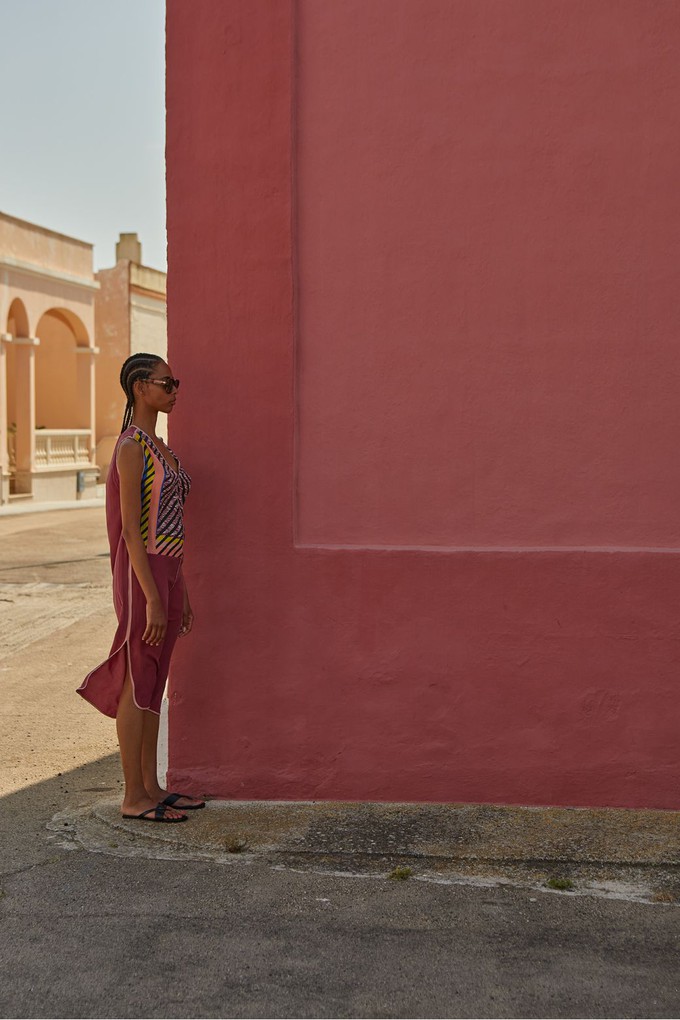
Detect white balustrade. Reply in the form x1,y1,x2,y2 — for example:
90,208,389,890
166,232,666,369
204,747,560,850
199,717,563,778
33,429,92,468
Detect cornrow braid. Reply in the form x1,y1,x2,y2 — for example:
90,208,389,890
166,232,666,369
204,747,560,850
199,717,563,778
119,352,164,432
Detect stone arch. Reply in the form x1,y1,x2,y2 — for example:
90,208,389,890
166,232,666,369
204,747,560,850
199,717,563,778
6,297,30,338
34,308,88,428
41,307,90,347
4,300,30,454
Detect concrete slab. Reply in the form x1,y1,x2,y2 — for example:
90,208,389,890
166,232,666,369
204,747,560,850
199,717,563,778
54,796,680,906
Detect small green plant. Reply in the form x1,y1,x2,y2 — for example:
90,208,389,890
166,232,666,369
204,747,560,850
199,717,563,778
546,877,574,891
108,841,119,849
225,836,249,853
388,865,413,881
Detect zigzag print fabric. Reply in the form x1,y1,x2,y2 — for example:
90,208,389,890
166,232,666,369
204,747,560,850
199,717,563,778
130,427,191,558
139,442,155,545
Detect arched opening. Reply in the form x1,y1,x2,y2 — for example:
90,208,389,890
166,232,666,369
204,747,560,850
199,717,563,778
43,307,90,347
4,299,30,490
6,298,29,338
35,308,89,428
2,298,97,505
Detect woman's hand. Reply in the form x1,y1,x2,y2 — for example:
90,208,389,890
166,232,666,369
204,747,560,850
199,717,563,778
143,597,167,646
180,587,194,637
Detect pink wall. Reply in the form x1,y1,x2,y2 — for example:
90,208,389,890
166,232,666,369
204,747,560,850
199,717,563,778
297,0,680,549
166,0,680,809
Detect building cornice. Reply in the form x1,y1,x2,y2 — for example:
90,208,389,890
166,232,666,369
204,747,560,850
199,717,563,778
130,290,167,315
0,257,100,292
0,211,92,248
130,283,167,301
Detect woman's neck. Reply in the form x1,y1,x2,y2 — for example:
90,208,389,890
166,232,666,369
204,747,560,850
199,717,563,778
131,408,160,440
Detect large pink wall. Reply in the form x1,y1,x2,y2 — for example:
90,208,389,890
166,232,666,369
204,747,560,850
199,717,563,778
297,0,680,549
166,0,680,809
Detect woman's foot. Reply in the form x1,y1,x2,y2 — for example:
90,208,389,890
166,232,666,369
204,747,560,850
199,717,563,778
146,787,205,810
122,796,186,821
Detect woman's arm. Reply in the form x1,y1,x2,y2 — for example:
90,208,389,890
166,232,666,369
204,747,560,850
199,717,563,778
117,439,166,646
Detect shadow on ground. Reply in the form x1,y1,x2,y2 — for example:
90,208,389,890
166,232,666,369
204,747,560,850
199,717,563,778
5,756,678,907
0,753,122,877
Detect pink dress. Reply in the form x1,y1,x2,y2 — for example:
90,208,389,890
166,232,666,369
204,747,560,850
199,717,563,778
77,426,192,717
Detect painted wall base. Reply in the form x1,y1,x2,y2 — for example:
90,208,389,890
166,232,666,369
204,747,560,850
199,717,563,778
17,466,99,503
157,696,169,790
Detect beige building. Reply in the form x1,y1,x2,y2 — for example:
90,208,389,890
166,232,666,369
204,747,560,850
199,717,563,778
95,232,167,481
0,212,99,505
0,214,167,507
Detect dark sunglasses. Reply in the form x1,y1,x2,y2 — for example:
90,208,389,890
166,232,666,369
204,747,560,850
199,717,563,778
145,376,180,394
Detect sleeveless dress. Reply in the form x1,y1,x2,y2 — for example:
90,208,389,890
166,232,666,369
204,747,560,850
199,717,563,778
77,426,192,717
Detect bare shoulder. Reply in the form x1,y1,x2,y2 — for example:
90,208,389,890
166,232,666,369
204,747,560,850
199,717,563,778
116,436,143,477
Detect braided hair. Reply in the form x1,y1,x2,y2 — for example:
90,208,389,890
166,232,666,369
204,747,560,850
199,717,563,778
119,352,164,432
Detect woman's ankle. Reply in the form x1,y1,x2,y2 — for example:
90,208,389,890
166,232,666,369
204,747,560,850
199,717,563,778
144,783,165,801
122,784,150,805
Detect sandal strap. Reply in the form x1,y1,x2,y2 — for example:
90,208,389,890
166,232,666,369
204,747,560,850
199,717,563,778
137,805,163,819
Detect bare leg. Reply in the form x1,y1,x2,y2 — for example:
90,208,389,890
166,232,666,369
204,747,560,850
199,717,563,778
142,708,204,808
116,671,185,818
140,708,161,797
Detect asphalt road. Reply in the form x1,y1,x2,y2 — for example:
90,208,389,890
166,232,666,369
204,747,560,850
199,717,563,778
1,508,679,1019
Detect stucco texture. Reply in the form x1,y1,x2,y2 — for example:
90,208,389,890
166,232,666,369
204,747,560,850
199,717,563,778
166,0,680,808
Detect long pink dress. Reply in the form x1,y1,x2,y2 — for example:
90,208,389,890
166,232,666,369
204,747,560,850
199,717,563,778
77,426,192,717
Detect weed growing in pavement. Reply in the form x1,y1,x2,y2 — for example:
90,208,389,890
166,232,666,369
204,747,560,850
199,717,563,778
225,836,249,853
388,866,413,881
545,877,575,891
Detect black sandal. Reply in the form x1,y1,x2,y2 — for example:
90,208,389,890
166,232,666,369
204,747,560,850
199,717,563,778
161,792,206,811
122,803,188,823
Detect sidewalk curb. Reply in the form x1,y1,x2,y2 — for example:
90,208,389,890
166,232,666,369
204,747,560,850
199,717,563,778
0,498,105,517
90,798,680,867
49,798,680,904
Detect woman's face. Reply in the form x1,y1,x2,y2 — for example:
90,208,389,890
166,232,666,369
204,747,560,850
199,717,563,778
137,361,180,415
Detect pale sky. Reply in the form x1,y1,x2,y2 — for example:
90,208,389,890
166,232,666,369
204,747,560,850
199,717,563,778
0,0,166,271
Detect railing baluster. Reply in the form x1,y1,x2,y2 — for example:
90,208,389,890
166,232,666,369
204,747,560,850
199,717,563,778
32,430,92,468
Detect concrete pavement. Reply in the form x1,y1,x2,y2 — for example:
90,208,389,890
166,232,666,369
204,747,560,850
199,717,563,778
57,796,680,906
1,507,680,1018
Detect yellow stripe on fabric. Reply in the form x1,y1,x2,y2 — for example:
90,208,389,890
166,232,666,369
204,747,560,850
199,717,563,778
138,442,155,545
156,534,183,551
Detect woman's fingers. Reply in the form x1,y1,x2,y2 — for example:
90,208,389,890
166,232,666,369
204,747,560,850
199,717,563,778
179,610,194,637
142,623,167,645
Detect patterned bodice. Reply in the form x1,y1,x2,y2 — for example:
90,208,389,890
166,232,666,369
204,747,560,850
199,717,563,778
123,427,191,558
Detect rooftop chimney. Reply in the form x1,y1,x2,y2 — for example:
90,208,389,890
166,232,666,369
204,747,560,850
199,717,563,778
116,232,142,264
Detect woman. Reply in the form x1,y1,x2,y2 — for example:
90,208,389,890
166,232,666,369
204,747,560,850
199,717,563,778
77,352,203,822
